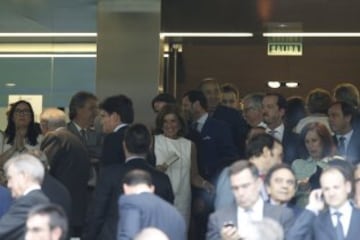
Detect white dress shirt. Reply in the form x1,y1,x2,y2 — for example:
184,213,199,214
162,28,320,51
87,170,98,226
196,113,208,133
330,201,352,237
266,123,285,142
237,197,264,230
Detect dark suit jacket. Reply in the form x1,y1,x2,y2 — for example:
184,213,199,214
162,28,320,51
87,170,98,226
83,158,174,240
287,207,360,240
67,122,103,160
117,192,186,240
282,127,301,164
206,201,295,240
0,189,49,240
101,126,128,166
213,105,248,158
40,127,90,227
188,117,238,182
333,130,360,165
42,173,72,220
0,185,12,218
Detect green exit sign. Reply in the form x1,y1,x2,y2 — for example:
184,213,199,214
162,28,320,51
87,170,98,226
268,43,303,56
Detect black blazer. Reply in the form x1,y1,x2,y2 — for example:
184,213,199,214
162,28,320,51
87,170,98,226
83,158,174,240
333,130,360,165
282,127,301,164
41,128,90,227
101,126,128,166
0,190,49,240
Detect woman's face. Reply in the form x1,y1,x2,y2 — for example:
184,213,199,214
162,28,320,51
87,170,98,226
162,113,180,139
305,130,324,160
12,103,32,128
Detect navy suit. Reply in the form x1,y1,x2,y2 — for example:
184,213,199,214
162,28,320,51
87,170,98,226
188,117,238,182
207,201,295,240
0,185,12,218
0,190,49,240
101,126,128,166
117,192,186,240
282,127,301,164
83,158,174,240
213,105,248,158
287,207,360,240
333,130,360,165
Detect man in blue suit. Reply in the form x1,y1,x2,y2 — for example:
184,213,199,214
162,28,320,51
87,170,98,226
287,165,360,240
117,169,186,240
328,101,360,165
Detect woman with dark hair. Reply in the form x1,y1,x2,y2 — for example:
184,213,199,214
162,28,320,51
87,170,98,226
0,100,42,167
154,104,213,227
291,122,336,206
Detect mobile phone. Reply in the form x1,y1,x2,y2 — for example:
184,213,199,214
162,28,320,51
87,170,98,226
223,221,235,228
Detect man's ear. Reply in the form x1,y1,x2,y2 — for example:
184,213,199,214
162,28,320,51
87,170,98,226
51,227,63,240
149,185,155,193
262,146,270,158
123,184,130,194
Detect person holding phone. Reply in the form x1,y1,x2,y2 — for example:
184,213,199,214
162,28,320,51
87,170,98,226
287,165,360,240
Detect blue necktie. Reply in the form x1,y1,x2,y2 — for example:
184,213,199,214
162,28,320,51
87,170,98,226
334,211,344,240
338,136,346,155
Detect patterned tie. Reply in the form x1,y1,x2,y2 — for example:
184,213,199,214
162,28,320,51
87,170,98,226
338,136,346,155
334,211,344,240
80,129,88,143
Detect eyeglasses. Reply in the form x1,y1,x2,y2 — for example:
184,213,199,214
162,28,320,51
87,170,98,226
14,109,31,115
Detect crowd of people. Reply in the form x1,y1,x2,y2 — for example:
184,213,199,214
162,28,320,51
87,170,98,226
0,80,360,240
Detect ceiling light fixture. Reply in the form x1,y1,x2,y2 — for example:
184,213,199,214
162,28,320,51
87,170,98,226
0,32,97,37
5,83,16,87
285,82,299,88
0,43,96,53
160,32,253,38
267,81,281,88
0,54,97,58
263,32,360,37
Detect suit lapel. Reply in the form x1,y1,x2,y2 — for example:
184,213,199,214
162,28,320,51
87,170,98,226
318,211,337,240
346,207,360,240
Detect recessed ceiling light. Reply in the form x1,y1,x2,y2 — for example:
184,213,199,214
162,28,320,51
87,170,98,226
286,82,299,88
160,32,253,38
263,32,360,37
5,83,16,87
0,32,97,37
267,81,281,88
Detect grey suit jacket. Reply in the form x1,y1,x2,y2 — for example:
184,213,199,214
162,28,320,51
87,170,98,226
0,189,49,240
206,201,294,240
287,206,360,240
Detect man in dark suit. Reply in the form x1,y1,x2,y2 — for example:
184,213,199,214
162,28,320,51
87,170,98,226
117,169,185,240
207,160,294,240
83,123,174,240
262,93,300,164
99,94,134,166
328,101,360,165
40,108,90,237
287,165,360,240
0,185,12,218
0,154,49,240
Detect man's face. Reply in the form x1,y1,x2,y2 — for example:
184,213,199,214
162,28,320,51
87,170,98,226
26,215,61,240
201,82,220,111
266,168,296,204
320,169,351,209
181,96,194,121
100,110,115,133
262,96,284,128
230,169,261,209
153,101,167,113
221,92,238,109
243,99,263,127
77,98,98,128
6,165,26,198
328,104,350,134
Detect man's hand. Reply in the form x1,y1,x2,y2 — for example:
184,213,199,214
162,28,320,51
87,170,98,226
307,189,325,213
221,224,240,240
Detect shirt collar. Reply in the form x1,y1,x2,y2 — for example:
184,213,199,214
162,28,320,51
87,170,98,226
114,123,128,132
23,185,41,196
330,200,352,215
196,113,208,126
338,129,353,142
72,121,83,132
125,155,146,162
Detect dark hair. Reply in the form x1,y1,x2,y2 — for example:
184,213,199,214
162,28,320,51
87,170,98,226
285,96,306,130
229,160,259,179
99,95,134,124
123,169,153,186
300,122,335,159
183,90,208,110
68,91,97,120
306,88,332,114
124,124,151,154
246,133,280,159
333,83,360,108
221,83,239,99
151,93,176,112
28,203,68,240
265,93,288,112
264,163,296,187
330,101,355,119
155,105,187,137
5,100,39,146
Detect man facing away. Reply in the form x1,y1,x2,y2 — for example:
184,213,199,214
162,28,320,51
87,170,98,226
0,154,49,240
25,203,68,240
207,160,294,240
287,165,360,240
117,169,186,240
